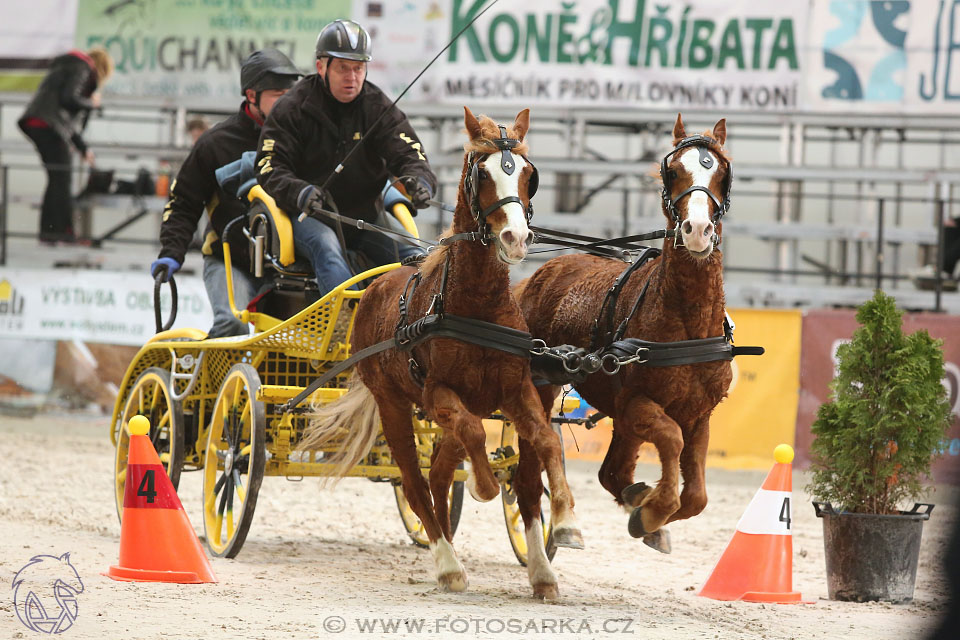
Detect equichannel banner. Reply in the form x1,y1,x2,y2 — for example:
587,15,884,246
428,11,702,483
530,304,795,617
75,0,350,106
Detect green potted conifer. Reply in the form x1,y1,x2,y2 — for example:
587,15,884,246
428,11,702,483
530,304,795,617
809,290,952,602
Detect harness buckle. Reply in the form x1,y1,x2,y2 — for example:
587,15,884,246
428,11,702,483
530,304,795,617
529,338,548,356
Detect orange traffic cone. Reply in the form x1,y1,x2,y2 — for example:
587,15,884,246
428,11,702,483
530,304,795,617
106,415,216,583
698,444,802,603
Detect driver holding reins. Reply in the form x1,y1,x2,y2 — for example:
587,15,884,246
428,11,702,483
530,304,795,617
255,19,437,296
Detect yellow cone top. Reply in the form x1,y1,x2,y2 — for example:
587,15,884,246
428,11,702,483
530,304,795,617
128,415,150,436
774,443,794,464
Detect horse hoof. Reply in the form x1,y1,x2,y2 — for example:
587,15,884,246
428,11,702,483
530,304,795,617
438,571,468,592
533,582,559,601
627,506,648,538
620,481,652,507
643,528,672,554
552,526,585,550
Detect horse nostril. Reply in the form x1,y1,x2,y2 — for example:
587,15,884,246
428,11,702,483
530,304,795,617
682,221,693,235
500,230,516,246
704,222,715,237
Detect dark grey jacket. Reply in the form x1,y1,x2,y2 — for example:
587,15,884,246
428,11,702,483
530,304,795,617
18,51,98,153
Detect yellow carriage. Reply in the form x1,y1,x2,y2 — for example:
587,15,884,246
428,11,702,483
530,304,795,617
109,186,572,564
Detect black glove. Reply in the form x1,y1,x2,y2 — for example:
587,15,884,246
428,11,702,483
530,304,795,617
401,176,432,212
297,185,325,212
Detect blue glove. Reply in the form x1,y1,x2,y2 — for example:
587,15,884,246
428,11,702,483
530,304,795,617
151,257,181,282
298,185,324,212
400,176,432,212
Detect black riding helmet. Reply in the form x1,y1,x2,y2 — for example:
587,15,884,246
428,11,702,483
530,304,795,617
240,48,301,95
315,19,372,61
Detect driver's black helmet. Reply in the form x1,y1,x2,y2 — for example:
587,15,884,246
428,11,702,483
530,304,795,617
240,48,301,95
316,19,372,62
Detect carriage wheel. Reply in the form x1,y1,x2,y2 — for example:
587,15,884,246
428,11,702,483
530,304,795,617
114,367,184,522
500,421,564,566
202,363,265,558
393,420,465,547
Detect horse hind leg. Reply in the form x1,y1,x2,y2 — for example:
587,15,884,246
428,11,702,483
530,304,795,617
425,384,500,503
515,435,558,600
378,395,468,591
503,381,584,551
598,429,645,512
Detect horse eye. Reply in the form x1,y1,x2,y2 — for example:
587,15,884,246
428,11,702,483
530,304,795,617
668,170,677,180
477,168,488,179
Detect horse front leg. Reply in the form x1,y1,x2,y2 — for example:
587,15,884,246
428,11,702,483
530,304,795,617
502,380,583,551
514,434,559,600
428,435,466,541
377,394,467,592
616,395,683,547
666,414,709,524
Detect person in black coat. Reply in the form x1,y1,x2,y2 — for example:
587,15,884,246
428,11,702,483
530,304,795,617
150,48,301,337
18,47,113,244
256,19,437,296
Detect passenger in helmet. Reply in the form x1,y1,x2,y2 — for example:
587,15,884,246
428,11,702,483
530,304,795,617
152,48,301,337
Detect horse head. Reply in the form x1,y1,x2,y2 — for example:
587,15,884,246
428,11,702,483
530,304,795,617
461,106,538,264
659,114,731,259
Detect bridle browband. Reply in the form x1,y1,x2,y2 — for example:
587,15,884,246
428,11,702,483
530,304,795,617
660,135,732,233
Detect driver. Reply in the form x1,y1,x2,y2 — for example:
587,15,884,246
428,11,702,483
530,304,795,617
255,19,437,296
152,48,301,337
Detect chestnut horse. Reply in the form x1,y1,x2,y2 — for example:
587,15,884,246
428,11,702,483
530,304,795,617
516,115,732,553
301,107,583,598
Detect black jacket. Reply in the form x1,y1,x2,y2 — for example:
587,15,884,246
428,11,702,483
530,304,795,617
19,51,98,153
256,75,437,239
159,103,261,269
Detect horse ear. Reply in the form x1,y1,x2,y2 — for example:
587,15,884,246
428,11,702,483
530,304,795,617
513,108,530,141
712,118,727,146
672,113,686,145
464,106,483,141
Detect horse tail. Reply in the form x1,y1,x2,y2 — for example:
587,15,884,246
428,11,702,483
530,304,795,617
298,372,380,485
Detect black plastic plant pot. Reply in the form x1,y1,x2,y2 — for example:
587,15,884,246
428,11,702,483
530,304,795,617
813,501,934,603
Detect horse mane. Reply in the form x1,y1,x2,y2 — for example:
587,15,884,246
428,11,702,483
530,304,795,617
420,228,452,277
463,115,530,156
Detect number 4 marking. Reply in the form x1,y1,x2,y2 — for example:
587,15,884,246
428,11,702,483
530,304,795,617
779,497,791,530
137,469,157,504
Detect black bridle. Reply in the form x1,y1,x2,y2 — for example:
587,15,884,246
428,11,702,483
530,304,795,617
464,125,539,225
660,135,732,230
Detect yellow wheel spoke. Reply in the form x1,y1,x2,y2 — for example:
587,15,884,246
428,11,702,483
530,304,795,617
509,508,521,527
150,381,161,408
213,513,223,546
235,482,246,503
239,444,251,458
159,452,170,464
226,508,234,539
158,410,171,428
136,387,144,413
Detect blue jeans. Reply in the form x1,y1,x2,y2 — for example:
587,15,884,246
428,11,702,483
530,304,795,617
291,214,423,296
202,255,263,337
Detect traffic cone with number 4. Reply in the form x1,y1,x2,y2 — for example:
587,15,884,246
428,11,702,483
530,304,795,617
106,415,216,583
698,444,803,603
